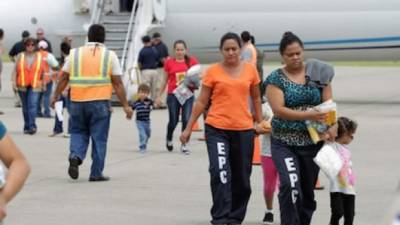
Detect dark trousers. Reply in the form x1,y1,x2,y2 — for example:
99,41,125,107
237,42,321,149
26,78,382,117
205,124,254,224
271,137,323,225
37,82,53,117
330,192,355,225
166,94,193,141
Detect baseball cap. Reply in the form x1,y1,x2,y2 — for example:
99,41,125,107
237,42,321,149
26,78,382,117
36,28,44,34
22,30,30,38
152,32,161,38
38,40,48,49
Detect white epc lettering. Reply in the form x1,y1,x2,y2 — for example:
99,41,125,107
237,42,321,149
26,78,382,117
218,156,226,170
220,171,227,184
289,173,298,188
285,157,296,172
291,190,299,203
217,142,225,155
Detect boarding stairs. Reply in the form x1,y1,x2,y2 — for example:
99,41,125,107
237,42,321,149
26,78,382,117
88,0,166,101
102,12,132,65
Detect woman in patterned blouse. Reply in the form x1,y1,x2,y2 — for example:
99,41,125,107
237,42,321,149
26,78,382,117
264,32,333,225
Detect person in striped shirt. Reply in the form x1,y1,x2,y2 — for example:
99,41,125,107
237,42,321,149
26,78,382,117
131,83,153,153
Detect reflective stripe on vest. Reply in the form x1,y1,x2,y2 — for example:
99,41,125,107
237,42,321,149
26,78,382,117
32,53,43,88
40,50,51,84
19,54,26,87
17,53,43,88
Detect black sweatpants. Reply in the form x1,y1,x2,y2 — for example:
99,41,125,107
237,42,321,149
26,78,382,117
271,137,323,225
330,192,355,225
205,124,255,225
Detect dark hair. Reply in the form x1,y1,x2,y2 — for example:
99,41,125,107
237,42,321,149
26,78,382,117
142,35,151,43
24,37,36,46
279,31,304,55
138,83,150,93
152,32,161,38
60,42,71,56
250,35,255,45
88,24,105,43
22,30,30,38
241,31,251,42
0,29,3,39
173,40,191,67
336,117,358,139
219,32,242,50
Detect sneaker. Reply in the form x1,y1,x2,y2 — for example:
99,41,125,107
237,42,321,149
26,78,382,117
166,141,173,152
89,175,110,182
181,144,190,155
262,212,274,225
28,128,37,135
49,132,62,137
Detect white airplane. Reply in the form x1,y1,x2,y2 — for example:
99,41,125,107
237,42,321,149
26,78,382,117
1,0,400,97
1,0,400,61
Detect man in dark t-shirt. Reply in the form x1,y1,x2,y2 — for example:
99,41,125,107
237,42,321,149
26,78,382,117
152,32,169,108
9,30,30,62
138,35,160,100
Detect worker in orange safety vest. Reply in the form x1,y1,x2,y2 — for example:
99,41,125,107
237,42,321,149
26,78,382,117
51,24,133,182
37,40,59,118
12,37,56,134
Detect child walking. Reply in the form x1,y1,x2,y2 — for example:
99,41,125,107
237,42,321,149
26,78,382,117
131,84,153,153
329,117,358,225
260,102,279,225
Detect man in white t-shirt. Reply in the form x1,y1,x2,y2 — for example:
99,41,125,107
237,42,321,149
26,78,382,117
51,24,133,182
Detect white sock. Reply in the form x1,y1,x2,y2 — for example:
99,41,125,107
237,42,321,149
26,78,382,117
266,209,273,213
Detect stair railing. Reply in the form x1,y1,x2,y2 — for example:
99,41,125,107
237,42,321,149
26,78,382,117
121,0,139,70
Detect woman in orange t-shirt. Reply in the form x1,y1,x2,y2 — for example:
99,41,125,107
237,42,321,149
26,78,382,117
180,32,267,224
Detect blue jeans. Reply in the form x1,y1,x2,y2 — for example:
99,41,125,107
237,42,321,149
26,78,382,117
136,120,151,150
166,94,194,141
69,100,111,178
37,82,53,117
18,88,40,132
53,95,70,134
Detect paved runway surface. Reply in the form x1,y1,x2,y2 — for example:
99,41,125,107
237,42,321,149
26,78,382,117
0,63,399,225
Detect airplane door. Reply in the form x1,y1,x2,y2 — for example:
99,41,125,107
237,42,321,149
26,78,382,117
73,0,90,13
104,0,119,13
153,0,166,22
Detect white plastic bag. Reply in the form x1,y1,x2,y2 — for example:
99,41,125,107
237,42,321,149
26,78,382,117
313,143,343,180
173,84,194,105
55,101,64,122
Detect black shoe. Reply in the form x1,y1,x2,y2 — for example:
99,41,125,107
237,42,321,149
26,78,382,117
28,128,37,135
89,176,110,182
262,212,274,225
166,141,173,152
68,157,80,180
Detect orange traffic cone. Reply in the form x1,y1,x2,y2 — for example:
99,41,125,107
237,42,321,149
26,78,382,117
252,136,261,165
192,120,202,132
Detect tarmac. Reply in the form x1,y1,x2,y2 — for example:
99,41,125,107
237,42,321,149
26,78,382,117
0,63,399,225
